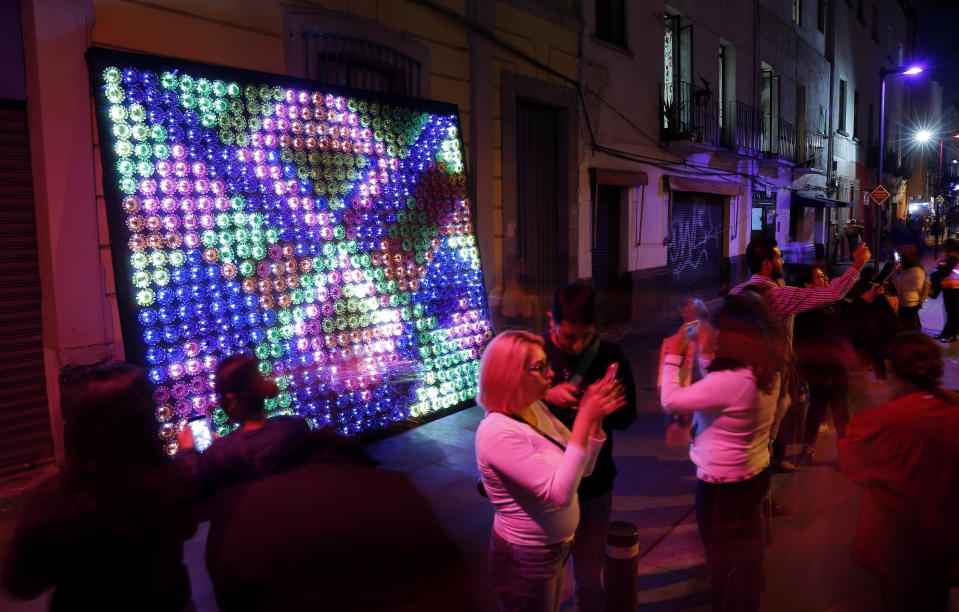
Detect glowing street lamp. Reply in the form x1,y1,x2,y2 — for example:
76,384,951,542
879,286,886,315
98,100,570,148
915,129,933,143
875,64,925,256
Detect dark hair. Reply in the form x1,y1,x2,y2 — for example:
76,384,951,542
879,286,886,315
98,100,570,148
707,294,786,393
887,332,958,404
745,237,779,274
59,364,186,527
798,265,826,286
899,250,920,269
216,353,274,420
62,364,166,484
550,282,598,326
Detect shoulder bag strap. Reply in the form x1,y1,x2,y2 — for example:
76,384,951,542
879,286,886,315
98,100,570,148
568,336,601,387
507,413,567,452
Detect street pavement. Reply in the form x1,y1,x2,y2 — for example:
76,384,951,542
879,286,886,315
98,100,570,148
0,292,958,610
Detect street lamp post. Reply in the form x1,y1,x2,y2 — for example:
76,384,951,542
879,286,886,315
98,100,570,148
876,65,923,259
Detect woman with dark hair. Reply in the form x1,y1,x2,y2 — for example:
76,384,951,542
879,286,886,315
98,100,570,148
892,246,925,332
839,333,959,611
661,295,787,612
3,364,194,610
475,331,624,611
177,353,309,494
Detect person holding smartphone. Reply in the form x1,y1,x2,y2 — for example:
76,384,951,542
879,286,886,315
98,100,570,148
540,283,637,612
661,296,787,612
476,331,624,612
176,354,309,495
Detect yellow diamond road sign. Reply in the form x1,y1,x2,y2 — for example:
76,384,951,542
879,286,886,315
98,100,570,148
869,185,891,206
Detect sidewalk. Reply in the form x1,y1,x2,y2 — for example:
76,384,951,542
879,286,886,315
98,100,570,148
1,307,957,610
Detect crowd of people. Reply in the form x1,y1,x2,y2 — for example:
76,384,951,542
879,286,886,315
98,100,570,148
3,241,958,611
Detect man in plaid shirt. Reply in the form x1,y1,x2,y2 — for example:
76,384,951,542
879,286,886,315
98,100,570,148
729,237,871,473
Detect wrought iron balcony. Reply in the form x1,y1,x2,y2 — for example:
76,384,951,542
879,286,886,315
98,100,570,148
761,114,797,161
796,130,827,172
725,101,762,156
660,81,719,146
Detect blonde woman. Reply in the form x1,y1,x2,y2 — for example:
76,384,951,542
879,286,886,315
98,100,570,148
475,331,624,611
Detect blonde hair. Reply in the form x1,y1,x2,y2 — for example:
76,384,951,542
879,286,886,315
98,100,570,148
478,330,544,414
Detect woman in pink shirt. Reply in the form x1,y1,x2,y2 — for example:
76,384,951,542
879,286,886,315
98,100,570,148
476,331,624,611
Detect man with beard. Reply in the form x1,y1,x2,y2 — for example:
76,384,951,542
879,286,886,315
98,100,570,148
729,238,870,477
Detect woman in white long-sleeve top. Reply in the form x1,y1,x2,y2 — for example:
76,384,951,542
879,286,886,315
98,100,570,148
476,330,625,612
660,297,787,612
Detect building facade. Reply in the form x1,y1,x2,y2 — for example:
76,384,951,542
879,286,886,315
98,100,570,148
1,0,920,468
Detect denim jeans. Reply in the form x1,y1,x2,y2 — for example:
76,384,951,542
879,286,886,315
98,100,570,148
490,531,573,612
571,490,613,612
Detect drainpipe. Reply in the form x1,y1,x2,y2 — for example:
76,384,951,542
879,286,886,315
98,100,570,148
825,0,837,192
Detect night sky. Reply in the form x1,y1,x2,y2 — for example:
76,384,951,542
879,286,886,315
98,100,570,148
914,0,959,104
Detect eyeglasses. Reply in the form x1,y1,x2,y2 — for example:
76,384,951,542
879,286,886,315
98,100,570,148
525,362,552,374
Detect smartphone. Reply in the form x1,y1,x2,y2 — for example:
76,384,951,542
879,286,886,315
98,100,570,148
691,298,710,322
187,416,214,453
605,362,620,380
894,251,901,264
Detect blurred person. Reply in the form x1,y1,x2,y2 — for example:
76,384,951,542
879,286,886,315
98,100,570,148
891,246,925,332
793,266,852,465
497,257,538,330
839,333,959,611
3,365,194,610
176,353,309,495
842,218,864,260
541,282,636,611
475,331,624,612
843,267,902,379
204,429,477,611
932,239,959,343
729,237,869,473
661,295,788,612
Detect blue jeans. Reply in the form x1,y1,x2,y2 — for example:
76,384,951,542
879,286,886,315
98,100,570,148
490,531,573,612
571,490,613,612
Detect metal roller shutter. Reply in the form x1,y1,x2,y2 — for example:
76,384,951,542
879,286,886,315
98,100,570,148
0,100,54,474
516,100,562,322
667,192,725,296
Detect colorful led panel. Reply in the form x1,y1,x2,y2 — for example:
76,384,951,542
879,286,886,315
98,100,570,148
89,49,491,451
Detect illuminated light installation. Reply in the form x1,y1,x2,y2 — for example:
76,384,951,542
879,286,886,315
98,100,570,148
89,50,491,452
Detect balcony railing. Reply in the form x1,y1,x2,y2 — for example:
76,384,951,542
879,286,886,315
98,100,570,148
727,101,762,156
660,81,719,146
796,130,827,172
760,114,796,160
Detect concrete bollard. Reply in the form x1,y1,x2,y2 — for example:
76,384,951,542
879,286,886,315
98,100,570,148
604,521,639,612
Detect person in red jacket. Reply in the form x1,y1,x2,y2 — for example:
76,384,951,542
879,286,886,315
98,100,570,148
839,332,959,611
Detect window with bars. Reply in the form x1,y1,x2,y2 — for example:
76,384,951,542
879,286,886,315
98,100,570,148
301,33,423,97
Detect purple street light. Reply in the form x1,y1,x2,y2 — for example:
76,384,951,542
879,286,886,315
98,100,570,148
875,63,926,256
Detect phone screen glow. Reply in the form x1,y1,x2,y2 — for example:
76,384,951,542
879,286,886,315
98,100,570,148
188,418,213,453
